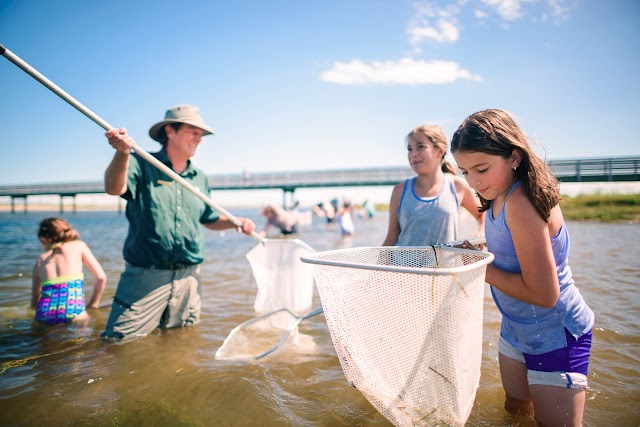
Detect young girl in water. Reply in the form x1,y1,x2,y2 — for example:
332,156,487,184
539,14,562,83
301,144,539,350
336,198,355,237
382,124,484,246
451,109,594,426
31,218,107,325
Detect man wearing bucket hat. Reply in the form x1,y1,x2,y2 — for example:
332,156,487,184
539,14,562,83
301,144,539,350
101,105,256,342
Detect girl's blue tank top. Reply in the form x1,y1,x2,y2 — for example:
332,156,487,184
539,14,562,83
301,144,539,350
485,180,594,354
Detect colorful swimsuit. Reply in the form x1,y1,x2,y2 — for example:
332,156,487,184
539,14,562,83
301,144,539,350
35,273,86,324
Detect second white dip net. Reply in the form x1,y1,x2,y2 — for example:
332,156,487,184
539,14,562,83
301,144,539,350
301,246,494,427
215,238,319,360
246,238,316,316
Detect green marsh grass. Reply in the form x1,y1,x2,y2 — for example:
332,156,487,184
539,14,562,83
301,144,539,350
376,194,640,223
560,193,640,223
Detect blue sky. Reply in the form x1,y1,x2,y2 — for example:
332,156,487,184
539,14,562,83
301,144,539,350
1,0,639,192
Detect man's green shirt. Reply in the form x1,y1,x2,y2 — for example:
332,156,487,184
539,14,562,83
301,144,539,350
121,149,220,267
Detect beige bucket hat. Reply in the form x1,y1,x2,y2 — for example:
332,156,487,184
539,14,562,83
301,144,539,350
148,105,215,142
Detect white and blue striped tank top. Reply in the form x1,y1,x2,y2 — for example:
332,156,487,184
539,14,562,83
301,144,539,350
396,174,460,246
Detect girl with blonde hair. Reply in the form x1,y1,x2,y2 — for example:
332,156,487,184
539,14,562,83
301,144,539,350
382,124,484,246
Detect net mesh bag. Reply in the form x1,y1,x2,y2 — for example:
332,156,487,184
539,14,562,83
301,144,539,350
215,308,303,360
246,238,316,316
301,246,494,427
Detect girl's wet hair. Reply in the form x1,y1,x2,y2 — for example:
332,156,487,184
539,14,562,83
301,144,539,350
406,125,457,175
38,218,80,245
451,109,560,220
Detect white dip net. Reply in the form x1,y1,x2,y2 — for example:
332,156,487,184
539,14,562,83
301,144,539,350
246,238,316,316
215,238,318,361
301,246,494,427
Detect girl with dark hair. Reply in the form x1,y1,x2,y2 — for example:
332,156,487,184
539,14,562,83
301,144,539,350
452,109,594,426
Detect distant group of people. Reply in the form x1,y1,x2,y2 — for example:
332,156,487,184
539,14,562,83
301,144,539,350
312,198,339,223
29,105,593,426
258,196,360,238
311,197,356,236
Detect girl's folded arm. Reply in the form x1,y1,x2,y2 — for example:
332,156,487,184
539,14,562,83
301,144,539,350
486,191,559,307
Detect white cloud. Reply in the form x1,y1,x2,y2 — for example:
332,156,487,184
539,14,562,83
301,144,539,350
320,58,481,85
319,0,574,86
478,0,573,23
481,0,523,21
543,0,572,22
408,18,460,44
407,2,463,46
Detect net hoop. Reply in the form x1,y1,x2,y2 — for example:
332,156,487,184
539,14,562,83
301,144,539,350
301,246,493,275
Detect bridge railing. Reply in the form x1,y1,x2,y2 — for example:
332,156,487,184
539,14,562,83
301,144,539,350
0,156,638,197
548,156,639,182
0,181,106,197
211,167,415,190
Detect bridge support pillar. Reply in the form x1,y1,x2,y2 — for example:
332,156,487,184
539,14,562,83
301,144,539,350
282,187,296,209
59,194,77,213
11,196,28,213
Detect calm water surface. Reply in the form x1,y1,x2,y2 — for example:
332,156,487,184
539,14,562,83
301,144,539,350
0,210,638,426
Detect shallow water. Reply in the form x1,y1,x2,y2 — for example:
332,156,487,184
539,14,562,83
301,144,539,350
0,210,638,426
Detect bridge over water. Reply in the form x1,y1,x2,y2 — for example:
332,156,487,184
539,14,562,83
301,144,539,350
1,155,638,213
